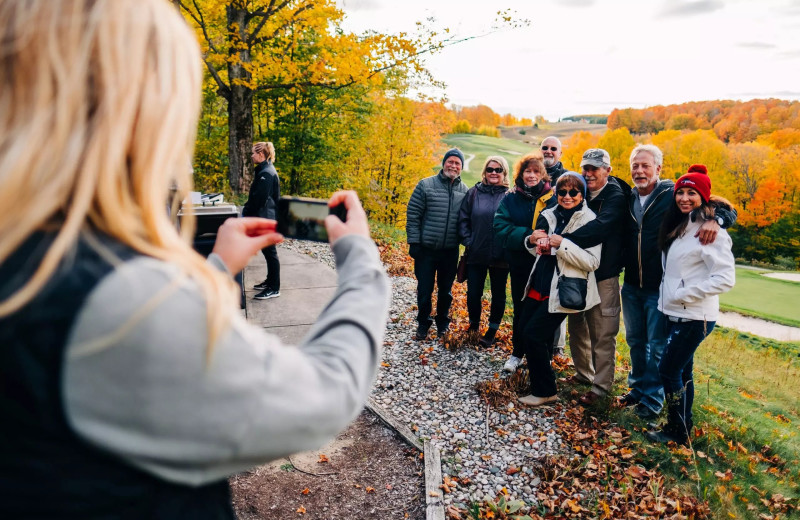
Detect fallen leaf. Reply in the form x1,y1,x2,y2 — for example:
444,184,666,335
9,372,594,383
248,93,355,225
317,454,329,463
429,491,440,497
301,487,310,495
564,499,582,512
715,469,734,481
296,505,306,514
381,362,390,367
365,486,375,493
385,484,392,490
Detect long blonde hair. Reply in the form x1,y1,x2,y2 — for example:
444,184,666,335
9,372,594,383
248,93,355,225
0,0,236,346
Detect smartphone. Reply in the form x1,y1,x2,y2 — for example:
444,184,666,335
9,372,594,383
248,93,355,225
276,196,347,242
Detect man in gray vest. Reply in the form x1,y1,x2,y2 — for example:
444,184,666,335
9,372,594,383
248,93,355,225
407,148,469,340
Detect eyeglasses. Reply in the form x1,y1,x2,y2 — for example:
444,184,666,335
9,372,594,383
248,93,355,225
541,146,558,151
557,189,581,198
485,167,504,173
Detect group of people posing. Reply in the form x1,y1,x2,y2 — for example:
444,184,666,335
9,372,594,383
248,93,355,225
406,139,736,445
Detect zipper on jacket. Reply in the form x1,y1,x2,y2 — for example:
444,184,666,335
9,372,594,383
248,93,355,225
442,179,453,249
635,186,670,289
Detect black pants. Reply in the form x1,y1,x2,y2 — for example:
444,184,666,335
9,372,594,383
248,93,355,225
466,264,509,329
261,245,280,291
508,263,532,357
519,297,566,397
413,246,459,329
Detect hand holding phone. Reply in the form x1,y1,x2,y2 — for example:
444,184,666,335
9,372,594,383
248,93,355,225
276,196,347,242
324,191,369,244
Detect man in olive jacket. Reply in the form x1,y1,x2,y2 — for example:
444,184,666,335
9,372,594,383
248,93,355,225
407,148,469,340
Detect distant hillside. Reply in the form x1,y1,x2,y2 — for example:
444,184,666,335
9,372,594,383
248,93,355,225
561,114,608,125
498,121,606,146
608,98,800,143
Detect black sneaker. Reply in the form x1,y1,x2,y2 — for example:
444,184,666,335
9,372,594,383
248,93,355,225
633,403,659,421
478,328,497,348
253,279,269,290
617,392,639,408
254,289,280,300
645,429,687,446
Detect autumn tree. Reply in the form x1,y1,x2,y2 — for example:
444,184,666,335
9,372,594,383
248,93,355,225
597,127,636,180
179,0,435,193
561,131,600,171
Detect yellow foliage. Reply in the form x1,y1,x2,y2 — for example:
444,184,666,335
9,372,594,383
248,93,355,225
561,131,600,171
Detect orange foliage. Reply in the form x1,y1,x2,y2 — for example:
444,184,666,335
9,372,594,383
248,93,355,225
561,131,600,171
608,98,800,143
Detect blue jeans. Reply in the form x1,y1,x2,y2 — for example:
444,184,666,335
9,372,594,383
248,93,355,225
659,319,715,439
621,283,668,413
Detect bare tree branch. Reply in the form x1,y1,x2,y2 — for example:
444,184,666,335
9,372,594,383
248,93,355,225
177,0,221,55
249,2,313,49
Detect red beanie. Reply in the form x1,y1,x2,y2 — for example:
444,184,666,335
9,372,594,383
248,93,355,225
675,164,711,202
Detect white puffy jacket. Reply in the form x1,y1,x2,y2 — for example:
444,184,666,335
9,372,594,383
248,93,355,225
658,217,735,321
524,203,602,314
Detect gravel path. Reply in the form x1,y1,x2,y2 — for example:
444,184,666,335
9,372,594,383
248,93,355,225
281,239,569,507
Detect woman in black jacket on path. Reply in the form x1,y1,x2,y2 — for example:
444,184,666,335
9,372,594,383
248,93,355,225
457,156,511,347
493,153,556,372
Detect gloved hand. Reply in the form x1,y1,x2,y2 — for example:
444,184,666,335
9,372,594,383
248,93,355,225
408,243,421,260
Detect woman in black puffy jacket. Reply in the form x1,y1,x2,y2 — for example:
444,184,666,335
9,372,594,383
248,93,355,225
457,156,511,346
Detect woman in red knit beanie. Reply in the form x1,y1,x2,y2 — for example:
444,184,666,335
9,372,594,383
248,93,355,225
646,164,736,445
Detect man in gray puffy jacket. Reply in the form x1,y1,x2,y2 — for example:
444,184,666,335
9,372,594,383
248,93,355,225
406,148,469,340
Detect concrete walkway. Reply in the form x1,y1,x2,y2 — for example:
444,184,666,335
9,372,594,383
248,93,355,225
242,244,337,342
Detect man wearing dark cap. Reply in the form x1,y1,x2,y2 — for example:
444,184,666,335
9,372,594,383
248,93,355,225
560,148,628,406
407,148,469,340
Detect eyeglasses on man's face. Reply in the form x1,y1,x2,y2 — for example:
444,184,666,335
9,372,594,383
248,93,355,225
541,146,558,151
557,188,580,198
485,167,504,173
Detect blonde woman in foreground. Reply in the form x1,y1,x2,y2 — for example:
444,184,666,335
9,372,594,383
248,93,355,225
0,1,389,518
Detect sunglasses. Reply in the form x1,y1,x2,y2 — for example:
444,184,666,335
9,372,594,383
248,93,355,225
485,167,504,173
557,189,581,198
541,146,558,151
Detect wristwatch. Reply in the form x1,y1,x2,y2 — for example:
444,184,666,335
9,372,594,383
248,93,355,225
716,216,724,226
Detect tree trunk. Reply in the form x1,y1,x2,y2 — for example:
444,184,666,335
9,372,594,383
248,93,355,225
226,5,253,194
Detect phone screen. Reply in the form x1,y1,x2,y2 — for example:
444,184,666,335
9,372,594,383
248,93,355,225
276,197,345,242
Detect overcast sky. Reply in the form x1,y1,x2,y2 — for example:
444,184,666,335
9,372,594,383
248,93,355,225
336,0,800,120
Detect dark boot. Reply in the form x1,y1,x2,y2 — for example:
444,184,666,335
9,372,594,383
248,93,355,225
415,320,432,341
478,327,497,348
466,323,480,344
656,391,691,444
436,317,451,338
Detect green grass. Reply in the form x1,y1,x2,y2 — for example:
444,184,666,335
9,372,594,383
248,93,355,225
591,327,800,519
442,133,537,187
720,268,800,327
373,220,800,517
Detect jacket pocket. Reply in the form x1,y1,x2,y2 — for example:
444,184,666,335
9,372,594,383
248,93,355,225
661,276,683,308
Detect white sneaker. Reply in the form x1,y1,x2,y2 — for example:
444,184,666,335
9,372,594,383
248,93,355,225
518,394,558,407
503,355,523,373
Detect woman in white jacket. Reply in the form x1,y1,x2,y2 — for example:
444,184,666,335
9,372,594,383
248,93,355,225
647,164,735,445
517,173,602,407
